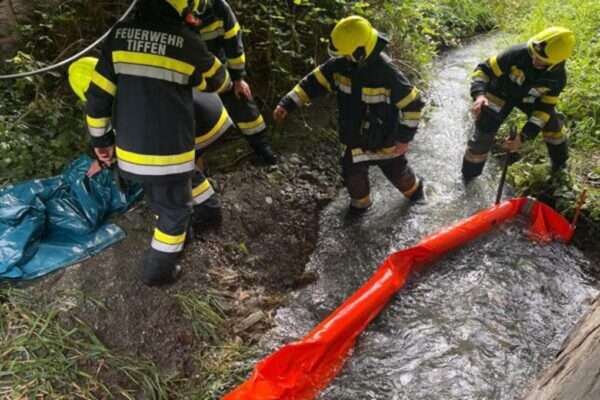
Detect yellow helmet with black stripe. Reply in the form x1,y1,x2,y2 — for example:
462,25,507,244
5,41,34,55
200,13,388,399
528,27,575,66
329,16,379,63
68,57,98,102
164,0,201,16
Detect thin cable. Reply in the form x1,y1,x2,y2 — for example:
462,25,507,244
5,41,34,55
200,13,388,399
0,0,138,80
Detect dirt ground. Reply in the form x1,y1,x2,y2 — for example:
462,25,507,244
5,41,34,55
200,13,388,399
18,105,342,394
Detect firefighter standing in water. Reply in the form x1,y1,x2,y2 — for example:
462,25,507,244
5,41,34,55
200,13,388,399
273,16,425,214
462,27,575,180
84,0,230,285
193,0,277,165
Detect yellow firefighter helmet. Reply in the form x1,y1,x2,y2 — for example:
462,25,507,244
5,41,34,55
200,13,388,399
528,26,575,66
164,0,201,16
329,16,379,62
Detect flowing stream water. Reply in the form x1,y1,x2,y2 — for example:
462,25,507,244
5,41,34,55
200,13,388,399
265,34,599,400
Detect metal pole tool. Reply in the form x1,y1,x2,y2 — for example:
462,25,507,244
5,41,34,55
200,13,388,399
495,125,517,205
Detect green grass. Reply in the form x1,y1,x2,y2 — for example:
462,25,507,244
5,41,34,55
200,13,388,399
0,287,170,399
174,292,227,343
176,342,257,399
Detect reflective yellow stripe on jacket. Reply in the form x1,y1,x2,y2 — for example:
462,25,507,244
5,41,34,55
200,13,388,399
116,147,195,176
200,20,225,41
112,51,195,85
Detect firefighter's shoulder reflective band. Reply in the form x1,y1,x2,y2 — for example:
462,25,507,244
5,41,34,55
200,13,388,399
238,115,266,135
223,22,240,39
91,71,117,96
192,178,215,205
112,51,194,84
489,55,503,77
396,87,419,109
195,108,233,149
200,20,225,40
116,147,195,176
313,68,332,92
223,198,574,400
151,228,186,253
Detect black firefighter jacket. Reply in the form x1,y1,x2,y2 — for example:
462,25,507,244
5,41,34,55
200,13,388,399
195,0,246,81
470,43,567,139
85,15,230,183
278,37,425,163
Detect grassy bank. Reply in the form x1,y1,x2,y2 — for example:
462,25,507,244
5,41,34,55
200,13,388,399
493,0,600,227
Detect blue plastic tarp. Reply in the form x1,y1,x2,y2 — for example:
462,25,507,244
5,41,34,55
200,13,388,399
0,155,142,280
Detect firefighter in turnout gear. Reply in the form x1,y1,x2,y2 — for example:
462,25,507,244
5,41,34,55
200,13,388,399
193,0,277,165
84,0,231,285
463,27,575,180
273,16,425,214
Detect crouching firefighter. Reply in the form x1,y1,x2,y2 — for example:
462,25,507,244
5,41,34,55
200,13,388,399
84,0,231,285
193,0,277,164
462,27,575,180
273,16,425,214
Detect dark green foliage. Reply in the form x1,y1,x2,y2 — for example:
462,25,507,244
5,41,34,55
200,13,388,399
0,0,496,185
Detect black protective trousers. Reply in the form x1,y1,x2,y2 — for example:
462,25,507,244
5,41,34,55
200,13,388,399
220,90,266,137
462,98,568,179
341,149,419,209
142,179,192,283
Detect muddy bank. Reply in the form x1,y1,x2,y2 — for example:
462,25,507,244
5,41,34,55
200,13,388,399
17,103,341,393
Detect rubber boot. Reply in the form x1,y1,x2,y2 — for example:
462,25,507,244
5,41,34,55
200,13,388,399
408,178,425,203
246,132,277,165
347,195,372,216
547,141,569,173
141,249,182,286
192,194,223,232
461,157,485,181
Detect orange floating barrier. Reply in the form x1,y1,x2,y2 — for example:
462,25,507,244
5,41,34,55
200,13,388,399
224,198,574,400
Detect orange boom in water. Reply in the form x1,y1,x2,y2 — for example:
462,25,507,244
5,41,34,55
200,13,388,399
224,198,574,400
